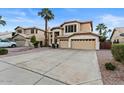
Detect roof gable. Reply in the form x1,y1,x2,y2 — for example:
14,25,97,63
110,27,124,40
15,26,23,30
12,34,28,39
15,26,44,32
60,20,92,26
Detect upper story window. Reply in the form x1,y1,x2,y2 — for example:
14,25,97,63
17,30,22,33
31,29,34,34
65,24,77,33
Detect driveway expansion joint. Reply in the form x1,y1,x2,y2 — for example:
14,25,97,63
42,50,78,75
33,77,44,85
0,60,69,85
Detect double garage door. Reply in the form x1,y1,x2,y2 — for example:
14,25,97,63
71,39,96,49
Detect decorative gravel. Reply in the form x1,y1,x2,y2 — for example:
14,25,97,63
97,50,124,85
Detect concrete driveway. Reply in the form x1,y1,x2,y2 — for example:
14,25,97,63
0,48,103,85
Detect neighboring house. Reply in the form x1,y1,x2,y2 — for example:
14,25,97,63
110,27,124,44
48,20,100,50
0,32,12,40
12,26,45,47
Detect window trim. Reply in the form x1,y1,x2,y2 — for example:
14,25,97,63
31,28,34,34
65,24,77,33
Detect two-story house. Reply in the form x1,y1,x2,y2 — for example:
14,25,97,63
13,26,45,47
110,27,124,44
48,21,99,50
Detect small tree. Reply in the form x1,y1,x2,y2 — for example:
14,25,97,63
30,36,39,48
31,35,36,44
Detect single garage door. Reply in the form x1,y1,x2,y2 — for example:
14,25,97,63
59,39,68,48
15,40,26,47
71,39,96,49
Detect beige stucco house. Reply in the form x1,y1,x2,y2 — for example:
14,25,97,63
111,27,124,44
13,26,45,47
48,20,100,50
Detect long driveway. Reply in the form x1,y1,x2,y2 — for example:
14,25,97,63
0,48,103,85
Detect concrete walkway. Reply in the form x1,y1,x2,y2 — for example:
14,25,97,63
0,48,103,85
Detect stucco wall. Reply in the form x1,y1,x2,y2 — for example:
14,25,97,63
50,29,62,44
35,30,45,45
24,29,31,35
80,23,92,32
111,30,124,43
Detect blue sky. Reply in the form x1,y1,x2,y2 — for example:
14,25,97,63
0,8,124,34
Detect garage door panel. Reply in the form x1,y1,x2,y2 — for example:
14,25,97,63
71,39,96,49
16,40,25,47
59,40,68,48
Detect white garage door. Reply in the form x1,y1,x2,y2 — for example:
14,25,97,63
59,39,68,48
71,39,96,49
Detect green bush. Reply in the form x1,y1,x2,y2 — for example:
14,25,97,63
30,35,36,44
30,36,39,48
105,63,116,71
34,41,39,48
111,44,124,64
0,48,8,55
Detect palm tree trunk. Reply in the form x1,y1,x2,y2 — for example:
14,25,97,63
100,29,102,35
45,19,48,47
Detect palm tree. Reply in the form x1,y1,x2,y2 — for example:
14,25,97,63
0,16,6,26
38,8,54,47
96,23,111,42
96,23,107,35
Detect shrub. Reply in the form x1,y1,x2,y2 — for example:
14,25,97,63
30,35,36,44
52,44,55,48
0,48,8,55
34,41,39,48
105,63,116,71
111,44,124,64
30,36,39,48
